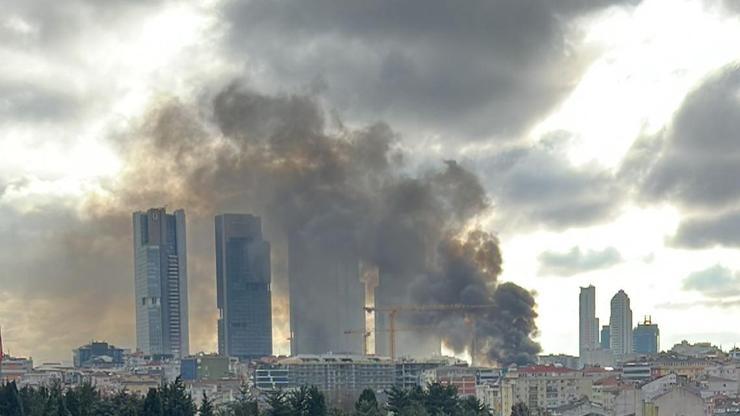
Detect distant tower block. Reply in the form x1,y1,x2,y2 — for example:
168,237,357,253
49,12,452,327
360,262,379,355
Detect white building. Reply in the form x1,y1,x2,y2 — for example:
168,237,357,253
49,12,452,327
609,290,633,357
580,286,600,364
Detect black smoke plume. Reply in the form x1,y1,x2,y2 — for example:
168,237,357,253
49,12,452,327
102,82,540,365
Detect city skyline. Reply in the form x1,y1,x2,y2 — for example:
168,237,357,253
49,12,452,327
2,0,740,364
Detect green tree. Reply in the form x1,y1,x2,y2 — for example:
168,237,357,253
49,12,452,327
353,389,380,416
161,377,196,416
42,382,71,416
263,390,291,416
459,396,490,416
143,388,163,416
0,382,25,416
385,385,409,415
305,386,327,416
511,402,531,416
423,383,458,416
199,391,215,416
226,381,259,416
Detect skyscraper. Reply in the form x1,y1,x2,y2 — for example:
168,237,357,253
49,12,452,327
579,286,599,359
289,235,365,355
216,214,272,359
609,289,633,356
601,325,610,350
633,316,659,355
133,208,189,358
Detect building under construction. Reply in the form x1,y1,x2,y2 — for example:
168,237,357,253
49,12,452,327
288,235,365,355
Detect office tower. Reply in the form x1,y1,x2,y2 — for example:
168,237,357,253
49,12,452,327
579,286,599,359
601,325,610,350
133,208,189,358
609,290,633,356
289,235,365,355
216,214,273,359
633,316,659,354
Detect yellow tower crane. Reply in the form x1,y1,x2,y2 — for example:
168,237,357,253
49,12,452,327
363,304,496,361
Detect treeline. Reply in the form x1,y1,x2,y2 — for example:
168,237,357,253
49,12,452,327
0,378,496,416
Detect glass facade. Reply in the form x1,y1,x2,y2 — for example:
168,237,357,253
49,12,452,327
216,214,272,359
133,208,189,358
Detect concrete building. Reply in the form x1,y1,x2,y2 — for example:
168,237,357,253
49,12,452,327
395,356,466,389
254,354,395,406
579,286,600,362
601,325,611,350
73,341,124,368
539,354,580,370
133,208,189,358
215,214,272,359
288,235,365,355
646,385,706,416
180,354,231,381
501,365,592,416
670,341,724,359
634,317,660,355
610,290,633,357
0,356,33,383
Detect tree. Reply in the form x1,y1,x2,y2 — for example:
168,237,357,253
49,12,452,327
0,382,25,416
385,385,410,415
354,389,381,416
143,388,163,416
264,390,291,416
423,383,458,416
305,386,327,416
459,396,490,416
199,391,215,416
225,381,259,416
511,402,531,416
161,377,196,416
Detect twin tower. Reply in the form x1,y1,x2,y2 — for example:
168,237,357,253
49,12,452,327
133,209,272,359
134,208,420,359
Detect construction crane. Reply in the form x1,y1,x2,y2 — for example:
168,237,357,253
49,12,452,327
343,326,437,356
363,304,495,361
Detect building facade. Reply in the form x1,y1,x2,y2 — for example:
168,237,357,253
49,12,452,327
133,208,189,358
579,286,600,367
215,214,272,359
633,317,660,355
600,325,611,350
501,365,592,416
288,235,365,355
73,341,124,368
609,290,633,357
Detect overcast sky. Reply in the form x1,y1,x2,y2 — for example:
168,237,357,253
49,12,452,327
2,0,740,363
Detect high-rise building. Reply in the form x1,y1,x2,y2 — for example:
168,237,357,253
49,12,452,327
289,235,365,355
133,208,189,358
579,286,599,359
216,214,272,359
609,290,633,356
633,317,659,355
601,325,611,350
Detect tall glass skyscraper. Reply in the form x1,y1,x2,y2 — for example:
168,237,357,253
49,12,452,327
609,289,633,356
216,214,272,359
133,208,189,358
579,285,599,360
633,317,659,354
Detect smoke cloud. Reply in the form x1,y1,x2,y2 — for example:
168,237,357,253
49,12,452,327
98,82,538,365
2,81,539,365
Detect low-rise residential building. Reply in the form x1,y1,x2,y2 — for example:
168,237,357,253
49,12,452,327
0,355,33,383
180,354,232,381
501,365,591,416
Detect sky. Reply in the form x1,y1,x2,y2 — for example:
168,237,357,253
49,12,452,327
2,0,740,364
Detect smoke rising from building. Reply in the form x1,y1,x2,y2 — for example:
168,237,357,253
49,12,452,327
100,82,541,365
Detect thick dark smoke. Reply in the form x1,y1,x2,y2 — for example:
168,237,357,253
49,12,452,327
99,82,540,365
